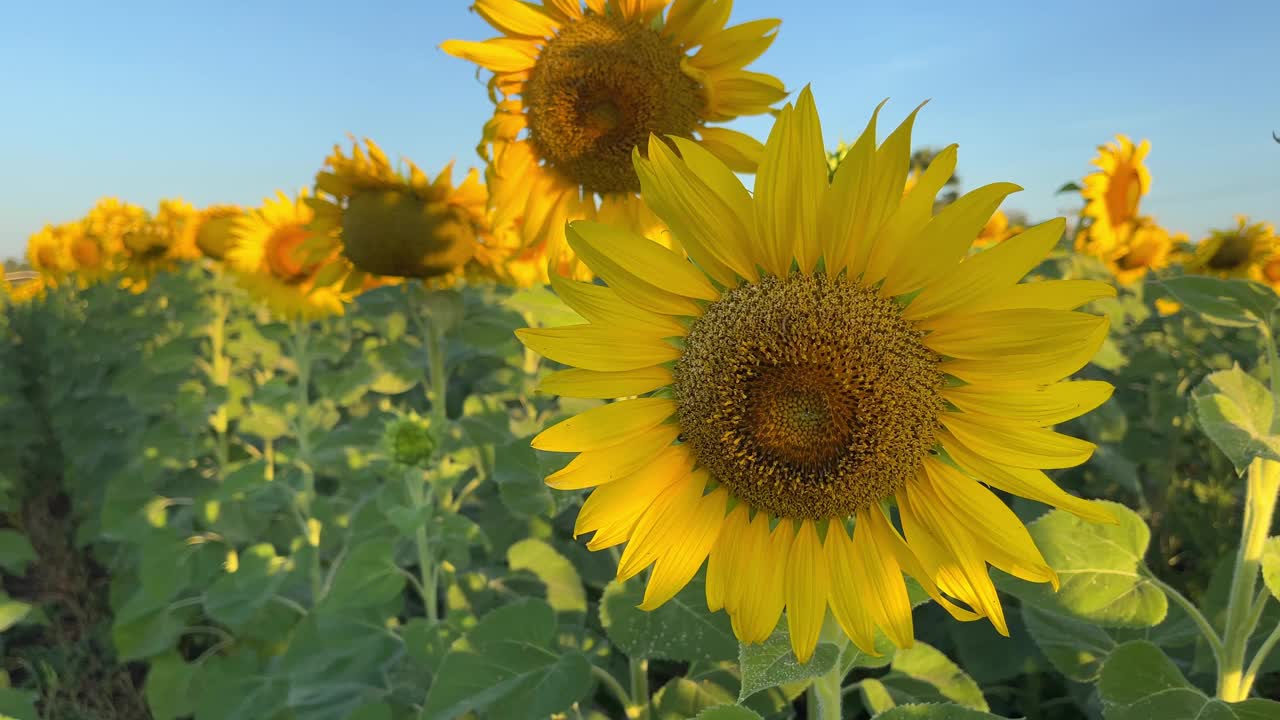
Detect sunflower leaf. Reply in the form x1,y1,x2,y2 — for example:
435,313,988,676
870,704,1013,719
1191,365,1280,475
600,574,737,663
889,642,989,711
737,626,841,701
693,706,765,720
1098,640,1280,719
994,502,1167,627
1021,605,1116,682
1159,277,1278,329
1262,537,1280,602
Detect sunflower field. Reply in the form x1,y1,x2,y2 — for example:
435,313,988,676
3,2,1280,720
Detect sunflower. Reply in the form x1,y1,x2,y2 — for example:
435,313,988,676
26,223,78,285
972,210,1022,249
307,138,486,290
119,198,199,290
1,274,45,305
76,198,145,285
442,0,785,278
1101,219,1183,286
517,89,1116,663
226,190,346,319
1183,216,1277,280
1077,135,1151,256
191,205,246,261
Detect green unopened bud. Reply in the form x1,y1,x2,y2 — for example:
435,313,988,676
384,413,437,467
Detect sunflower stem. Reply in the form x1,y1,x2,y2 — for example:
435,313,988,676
290,319,323,604
207,274,232,479
1217,457,1280,701
405,466,438,621
1144,571,1224,666
628,658,650,719
808,662,843,720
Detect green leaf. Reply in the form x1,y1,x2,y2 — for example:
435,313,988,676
890,642,988,711
420,598,593,720
1232,699,1280,720
238,402,290,440
0,688,39,720
997,502,1167,627
507,538,586,614
1099,640,1246,720
693,706,766,720
203,543,290,628
1262,537,1280,601
1055,181,1083,194
274,610,401,720
600,575,737,663
0,592,32,631
0,529,35,574
1160,277,1279,328
347,703,393,720
322,538,405,610
1191,366,1280,474
860,678,897,714
503,286,584,328
144,653,197,720
1021,605,1116,682
872,705,1012,719
737,626,841,701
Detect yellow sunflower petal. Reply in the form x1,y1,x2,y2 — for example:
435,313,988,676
942,316,1109,386
545,423,681,490
942,380,1114,426
617,468,708,581
737,516,792,644
532,397,677,452
516,324,681,372
938,432,1117,525
941,412,1095,469
439,39,536,73
538,367,674,399
870,505,981,624
473,0,560,37
641,484,727,610
706,70,788,120
664,0,731,47
861,141,955,284
968,279,1117,313
548,272,687,337
906,219,1067,320
820,100,883,274
567,222,711,314
696,127,764,174
690,18,781,72
922,309,1106,358
824,521,879,654
706,502,751,612
754,86,826,274
574,444,695,544
853,507,914,648
783,519,829,663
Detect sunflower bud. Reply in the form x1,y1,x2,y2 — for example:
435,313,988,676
383,413,437,467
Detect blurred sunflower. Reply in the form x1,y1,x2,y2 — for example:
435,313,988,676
1077,135,1151,255
972,210,1023,249
442,0,785,277
26,223,78,285
1,273,46,305
1103,220,1183,286
518,89,1116,663
227,190,345,319
119,198,199,290
307,138,484,289
76,198,146,285
1183,216,1277,280
191,205,246,261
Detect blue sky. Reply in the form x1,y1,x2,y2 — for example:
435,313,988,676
2,0,1277,259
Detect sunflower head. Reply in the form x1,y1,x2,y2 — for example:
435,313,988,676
76,198,146,284
972,209,1022,249
308,138,483,285
1183,215,1277,279
1078,135,1151,254
227,190,346,319
443,0,785,268
1101,218,1182,285
26,224,78,283
517,88,1117,664
116,198,199,290
191,205,246,260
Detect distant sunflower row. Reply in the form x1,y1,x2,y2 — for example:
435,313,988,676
1072,135,1278,290
4,138,547,316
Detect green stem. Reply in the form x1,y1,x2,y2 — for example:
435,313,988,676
1145,571,1224,666
290,320,322,603
590,666,631,714
1241,617,1280,694
406,468,438,621
808,663,842,720
1263,321,1280,433
209,284,231,477
425,312,447,428
629,658,650,719
1217,458,1280,701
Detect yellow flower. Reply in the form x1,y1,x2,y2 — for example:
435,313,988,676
1,273,46,305
517,89,1116,663
226,190,346,319
442,0,785,278
1102,219,1184,286
26,224,78,284
77,198,146,285
307,138,485,289
191,205,247,261
1183,216,1277,280
972,210,1023,249
118,198,199,290
1077,135,1151,256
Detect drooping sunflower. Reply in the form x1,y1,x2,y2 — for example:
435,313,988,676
1183,215,1277,280
517,89,1116,663
442,0,785,278
191,205,247,261
119,198,199,290
227,190,346,319
1077,135,1151,256
307,138,485,289
1101,219,1183,286
26,223,78,285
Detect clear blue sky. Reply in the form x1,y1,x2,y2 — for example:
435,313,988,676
3,0,1278,260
